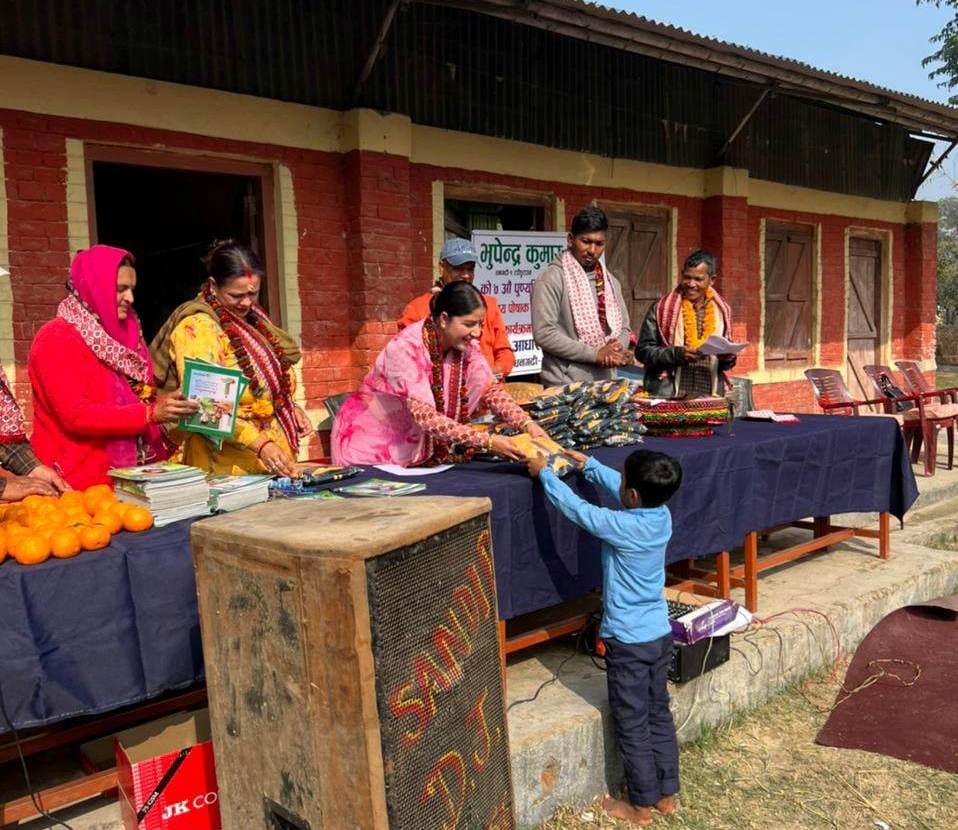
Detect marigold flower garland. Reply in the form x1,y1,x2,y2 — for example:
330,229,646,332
680,286,718,350
423,318,475,464
202,284,294,406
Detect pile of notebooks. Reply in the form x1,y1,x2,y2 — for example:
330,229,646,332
109,463,211,527
527,379,646,449
208,474,272,512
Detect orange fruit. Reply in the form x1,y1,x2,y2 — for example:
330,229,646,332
12,533,50,565
58,490,85,506
22,494,53,510
108,501,133,520
25,511,50,529
83,484,115,514
78,524,111,551
50,528,81,559
5,507,27,525
122,507,154,533
93,509,123,534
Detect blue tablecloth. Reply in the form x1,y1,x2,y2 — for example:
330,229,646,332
0,415,916,732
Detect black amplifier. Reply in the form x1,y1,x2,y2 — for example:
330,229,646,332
669,634,730,683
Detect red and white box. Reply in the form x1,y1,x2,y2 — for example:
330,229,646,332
114,709,221,830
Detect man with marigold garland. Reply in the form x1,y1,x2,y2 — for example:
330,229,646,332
635,250,736,398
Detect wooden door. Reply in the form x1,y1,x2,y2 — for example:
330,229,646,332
847,237,882,403
764,223,813,366
604,209,669,326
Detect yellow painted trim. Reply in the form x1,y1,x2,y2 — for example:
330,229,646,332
555,198,566,233
273,163,309,459
918,357,938,372
411,124,706,197
906,201,938,225
749,179,910,224
703,166,749,199
746,365,843,385
668,206,679,287
0,129,14,383
65,139,90,255
431,180,445,267
0,56,343,153
341,109,412,157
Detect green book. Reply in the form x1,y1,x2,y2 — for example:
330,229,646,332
179,357,248,440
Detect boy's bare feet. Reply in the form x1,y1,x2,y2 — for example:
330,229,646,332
655,795,677,815
601,796,653,826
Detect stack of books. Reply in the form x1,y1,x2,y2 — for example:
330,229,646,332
208,474,272,512
109,463,211,527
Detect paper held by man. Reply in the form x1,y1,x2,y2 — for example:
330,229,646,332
695,334,748,356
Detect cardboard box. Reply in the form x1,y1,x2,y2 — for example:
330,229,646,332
114,709,220,830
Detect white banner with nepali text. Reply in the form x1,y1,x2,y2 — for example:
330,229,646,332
471,230,566,376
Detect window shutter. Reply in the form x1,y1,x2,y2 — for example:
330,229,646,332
764,223,812,365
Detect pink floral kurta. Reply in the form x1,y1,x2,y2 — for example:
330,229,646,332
331,320,527,466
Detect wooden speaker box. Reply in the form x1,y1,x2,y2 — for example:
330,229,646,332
190,497,514,830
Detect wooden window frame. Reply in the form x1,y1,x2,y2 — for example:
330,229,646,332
83,144,283,322
442,182,557,232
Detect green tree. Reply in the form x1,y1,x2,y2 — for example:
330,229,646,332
938,234,958,323
919,0,958,103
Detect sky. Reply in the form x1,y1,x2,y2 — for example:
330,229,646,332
603,0,957,201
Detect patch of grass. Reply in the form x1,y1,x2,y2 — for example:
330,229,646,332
924,529,958,551
537,662,958,829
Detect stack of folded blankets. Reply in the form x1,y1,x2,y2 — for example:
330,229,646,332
526,380,647,449
632,396,731,438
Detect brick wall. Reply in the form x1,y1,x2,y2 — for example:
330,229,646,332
0,109,939,428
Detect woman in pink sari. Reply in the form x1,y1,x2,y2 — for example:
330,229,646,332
332,281,545,467
29,246,198,489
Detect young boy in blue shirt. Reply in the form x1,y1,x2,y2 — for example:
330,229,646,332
528,448,683,826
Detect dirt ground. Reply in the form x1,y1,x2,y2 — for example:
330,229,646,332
536,663,958,830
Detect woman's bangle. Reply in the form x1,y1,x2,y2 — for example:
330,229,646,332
256,440,276,459
486,435,494,452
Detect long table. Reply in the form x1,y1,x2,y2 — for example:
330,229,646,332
1,416,916,736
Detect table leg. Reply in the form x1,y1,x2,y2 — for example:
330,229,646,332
879,512,890,560
715,550,730,598
498,620,507,690
813,516,831,551
744,532,759,612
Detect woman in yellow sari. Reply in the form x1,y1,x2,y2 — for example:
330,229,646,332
150,241,310,476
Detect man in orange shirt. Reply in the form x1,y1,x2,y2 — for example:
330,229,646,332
398,238,515,378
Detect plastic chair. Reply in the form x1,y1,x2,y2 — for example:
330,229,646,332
804,368,927,468
895,360,958,406
864,364,954,476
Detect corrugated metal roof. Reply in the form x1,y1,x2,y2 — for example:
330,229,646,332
579,0,954,113
443,0,958,137
0,0,939,200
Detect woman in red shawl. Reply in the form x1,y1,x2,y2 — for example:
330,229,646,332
28,246,198,489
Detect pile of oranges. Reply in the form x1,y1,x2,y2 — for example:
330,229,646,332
0,484,154,567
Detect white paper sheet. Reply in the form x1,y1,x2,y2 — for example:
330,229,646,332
373,464,453,477
697,334,748,356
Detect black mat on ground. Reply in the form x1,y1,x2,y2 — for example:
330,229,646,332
815,595,958,773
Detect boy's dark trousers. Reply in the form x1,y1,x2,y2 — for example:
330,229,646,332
604,633,679,807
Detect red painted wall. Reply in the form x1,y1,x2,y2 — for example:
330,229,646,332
0,111,938,434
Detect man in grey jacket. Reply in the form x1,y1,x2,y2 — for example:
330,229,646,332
531,206,631,387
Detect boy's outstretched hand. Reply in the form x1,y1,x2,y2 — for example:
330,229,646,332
562,449,589,468
527,452,548,478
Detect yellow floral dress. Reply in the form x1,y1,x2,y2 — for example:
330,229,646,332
166,313,296,474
